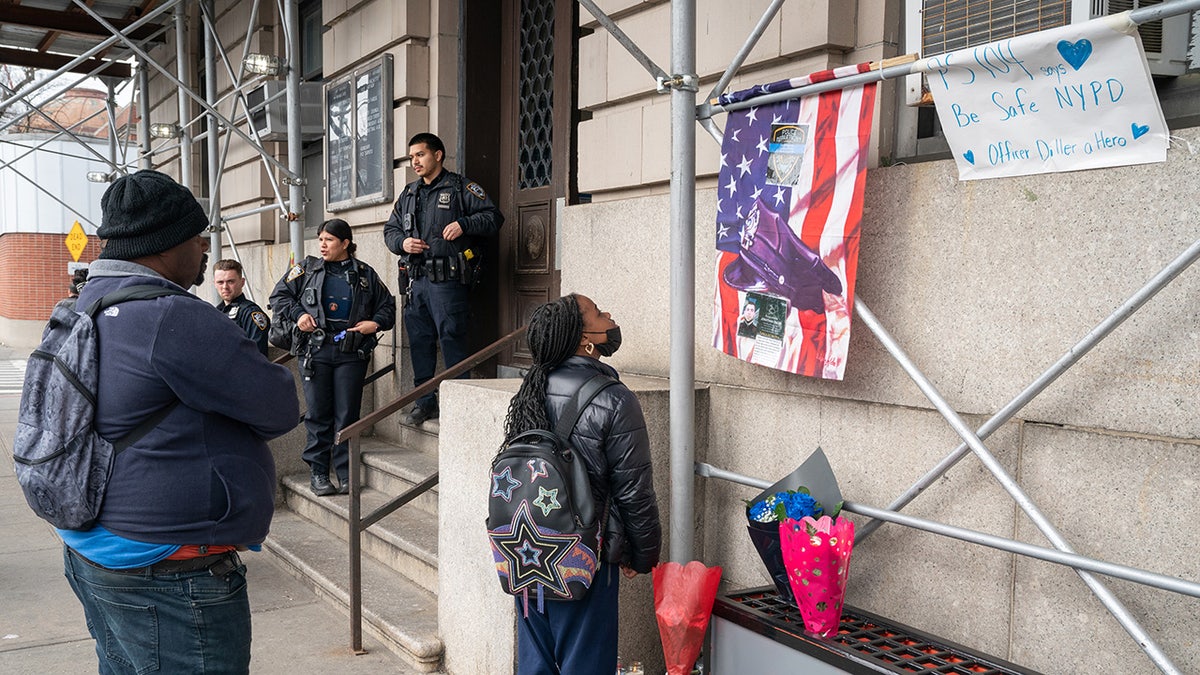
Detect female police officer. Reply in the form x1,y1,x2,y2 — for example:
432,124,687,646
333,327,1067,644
270,219,396,496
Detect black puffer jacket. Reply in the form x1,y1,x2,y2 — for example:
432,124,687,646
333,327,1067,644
544,356,662,573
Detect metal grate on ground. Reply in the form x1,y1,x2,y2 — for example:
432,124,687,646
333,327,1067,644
715,587,1042,675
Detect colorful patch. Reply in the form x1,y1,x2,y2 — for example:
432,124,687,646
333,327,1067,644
466,182,487,200
490,500,590,598
250,311,268,330
491,466,522,502
285,264,305,282
532,487,561,516
526,458,549,482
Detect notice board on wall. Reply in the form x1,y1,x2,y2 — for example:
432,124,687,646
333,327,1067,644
325,54,393,211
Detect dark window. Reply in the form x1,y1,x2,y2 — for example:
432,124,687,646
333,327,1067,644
300,0,324,81
519,0,555,190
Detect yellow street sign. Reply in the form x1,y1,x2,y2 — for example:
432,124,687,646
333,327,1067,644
66,221,88,262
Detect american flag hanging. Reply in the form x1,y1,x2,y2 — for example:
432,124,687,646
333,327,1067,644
712,64,877,380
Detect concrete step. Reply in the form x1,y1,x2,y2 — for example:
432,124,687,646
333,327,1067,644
263,510,443,673
397,414,440,455
281,473,439,594
359,438,439,516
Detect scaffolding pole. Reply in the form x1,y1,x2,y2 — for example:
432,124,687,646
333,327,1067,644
668,0,697,564
285,0,306,265
175,1,193,190
204,0,221,298
138,60,152,169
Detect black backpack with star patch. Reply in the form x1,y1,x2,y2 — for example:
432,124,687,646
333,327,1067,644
487,374,617,610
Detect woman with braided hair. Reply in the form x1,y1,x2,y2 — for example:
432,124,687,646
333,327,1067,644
504,293,662,675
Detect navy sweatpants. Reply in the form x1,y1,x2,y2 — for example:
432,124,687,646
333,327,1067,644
516,562,620,675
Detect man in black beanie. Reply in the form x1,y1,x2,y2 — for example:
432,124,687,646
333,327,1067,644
58,170,300,674
95,168,212,285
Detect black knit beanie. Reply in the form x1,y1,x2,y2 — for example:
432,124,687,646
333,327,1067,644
97,169,208,260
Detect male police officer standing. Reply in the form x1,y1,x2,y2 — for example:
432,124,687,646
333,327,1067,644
384,132,504,425
214,259,270,356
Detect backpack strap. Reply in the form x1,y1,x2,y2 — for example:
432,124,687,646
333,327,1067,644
87,284,191,454
554,373,619,441
112,400,180,454
86,284,192,318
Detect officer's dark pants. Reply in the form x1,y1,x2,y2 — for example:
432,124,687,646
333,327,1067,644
515,562,619,675
302,343,369,482
403,276,471,411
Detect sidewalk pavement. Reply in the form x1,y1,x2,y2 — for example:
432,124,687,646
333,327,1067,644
0,345,418,674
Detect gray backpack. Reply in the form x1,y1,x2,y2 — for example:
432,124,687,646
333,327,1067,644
13,285,186,530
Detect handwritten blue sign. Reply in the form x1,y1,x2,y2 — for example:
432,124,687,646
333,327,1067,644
922,14,1167,181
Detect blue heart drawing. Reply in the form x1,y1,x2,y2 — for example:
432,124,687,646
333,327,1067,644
963,150,975,165
1057,39,1093,71
1131,122,1149,140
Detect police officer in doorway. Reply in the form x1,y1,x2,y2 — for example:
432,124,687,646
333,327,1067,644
214,259,270,356
384,132,504,425
270,219,396,496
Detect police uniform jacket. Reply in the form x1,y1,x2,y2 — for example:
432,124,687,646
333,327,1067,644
216,293,270,356
268,255,396,353
383,169,504,264
544,356,662,574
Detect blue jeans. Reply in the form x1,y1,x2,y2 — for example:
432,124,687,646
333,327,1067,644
63,546,252,674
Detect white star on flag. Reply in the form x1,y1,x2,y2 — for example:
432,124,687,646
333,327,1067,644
724,175,738,196
756,135,769,156
737,154,753,177
774,187,786,206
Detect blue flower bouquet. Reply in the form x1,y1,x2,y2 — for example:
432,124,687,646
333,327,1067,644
744,448,844,605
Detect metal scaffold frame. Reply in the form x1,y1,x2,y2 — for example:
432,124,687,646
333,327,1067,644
4,1,1198,670
578,0,1200,673
0,0,309,299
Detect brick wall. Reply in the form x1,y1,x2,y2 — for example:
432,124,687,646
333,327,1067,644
0,232,101,320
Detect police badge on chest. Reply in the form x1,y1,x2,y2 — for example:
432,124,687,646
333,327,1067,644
437,192,451,210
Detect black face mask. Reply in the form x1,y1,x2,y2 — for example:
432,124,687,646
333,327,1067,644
585,326,622,357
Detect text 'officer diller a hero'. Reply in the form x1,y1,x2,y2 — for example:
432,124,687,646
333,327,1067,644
384,132,505,426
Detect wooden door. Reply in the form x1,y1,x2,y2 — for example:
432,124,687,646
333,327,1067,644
496,0,576,367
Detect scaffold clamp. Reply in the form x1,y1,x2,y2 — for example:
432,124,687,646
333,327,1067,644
657,73,699,94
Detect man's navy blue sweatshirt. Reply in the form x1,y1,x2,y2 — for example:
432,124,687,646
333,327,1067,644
76,261,299,546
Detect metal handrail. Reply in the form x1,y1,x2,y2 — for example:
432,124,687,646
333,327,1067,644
338,325,527,653
269,351,394,424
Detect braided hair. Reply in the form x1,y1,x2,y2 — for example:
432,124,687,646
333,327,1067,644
502,294,583,441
